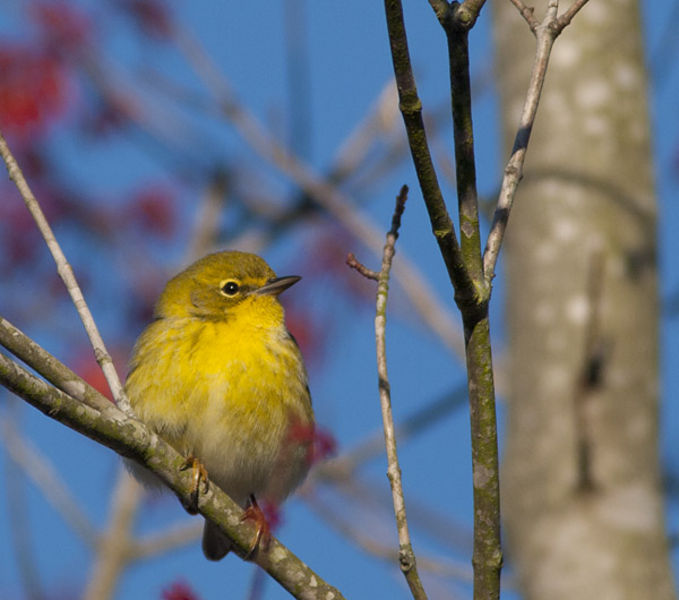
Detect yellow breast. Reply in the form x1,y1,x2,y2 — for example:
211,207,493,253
126,305,313,504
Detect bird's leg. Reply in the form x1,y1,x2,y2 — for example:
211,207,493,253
179,455,209,514
241,494,271,557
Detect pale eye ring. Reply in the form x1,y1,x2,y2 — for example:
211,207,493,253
220,280,240,296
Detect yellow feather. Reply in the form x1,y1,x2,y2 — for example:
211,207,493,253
125,251,314,560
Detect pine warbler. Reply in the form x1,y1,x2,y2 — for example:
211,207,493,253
125,251,314,560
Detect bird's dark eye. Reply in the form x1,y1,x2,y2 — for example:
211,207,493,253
220,280,240,296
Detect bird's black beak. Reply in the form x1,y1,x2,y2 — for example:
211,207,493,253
255,275,301,296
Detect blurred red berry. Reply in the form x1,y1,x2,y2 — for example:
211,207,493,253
117,0,173,39
161,581,201,600
288,421,337,466
128,185,176,238
30,1,92,56
0,44,71,142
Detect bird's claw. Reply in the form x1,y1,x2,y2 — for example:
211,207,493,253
180,455,209,514
241,495,271,558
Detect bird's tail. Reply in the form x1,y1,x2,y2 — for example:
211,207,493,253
202,519,232,561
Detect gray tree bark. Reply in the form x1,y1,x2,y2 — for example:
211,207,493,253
492,1,676,598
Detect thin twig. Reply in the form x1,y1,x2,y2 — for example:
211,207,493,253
0,132,130,414
483,0,561,282
434,1,487,291
483,0,591,282
307,471,472,556
372,186,428,600
509,0,540,31
0,352,346,600
346,253,379,281
555,0,591,32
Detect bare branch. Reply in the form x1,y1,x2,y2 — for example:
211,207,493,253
0,352,345,600
483,0,590,282
459,0,487,23
316,383,468,477
0,132,130,414
482,15,556,281
431,1,487,294
372,187,428,600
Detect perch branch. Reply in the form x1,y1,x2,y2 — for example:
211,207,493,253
0,353,345,600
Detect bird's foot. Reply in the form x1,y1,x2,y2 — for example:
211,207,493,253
241,495,272,558
179,455,209,514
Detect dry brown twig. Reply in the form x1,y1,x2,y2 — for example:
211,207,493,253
348,185,428,600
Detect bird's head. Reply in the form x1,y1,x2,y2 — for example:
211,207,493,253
155,251,300,325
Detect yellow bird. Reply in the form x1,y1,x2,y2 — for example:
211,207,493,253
125,251,314,560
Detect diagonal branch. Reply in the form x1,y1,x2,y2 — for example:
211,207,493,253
483,0,591,283
0,132,130,414
555,0,591,32
0,353,345,600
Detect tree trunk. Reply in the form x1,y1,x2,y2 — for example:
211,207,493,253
492,1,676,598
